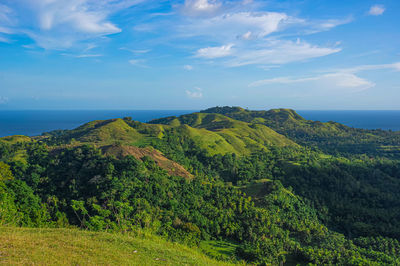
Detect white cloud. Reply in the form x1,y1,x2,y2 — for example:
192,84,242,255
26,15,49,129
241,31,252,40
195,44,234,58
61,53,103,58
333,62,400,73
184,64,193,70
369,5,385,16
249,72,374,92
227,39,341,67
175,3,347,67
186,87,203,98
1,0,145,49
129,59,148,67
182,0,222,17
249,61,400,92
181,11,293,42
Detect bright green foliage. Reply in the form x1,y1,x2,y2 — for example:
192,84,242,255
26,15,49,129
0,161,13,181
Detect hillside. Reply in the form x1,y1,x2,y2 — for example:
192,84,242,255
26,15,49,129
150,112,297,155
101,145,193,179
201,106,400,158
0,227,233,265
46,113,297,157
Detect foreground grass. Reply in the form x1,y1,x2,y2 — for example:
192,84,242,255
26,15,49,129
0,227,236,265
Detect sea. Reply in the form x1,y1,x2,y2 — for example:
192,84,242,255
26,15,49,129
0,110,399,137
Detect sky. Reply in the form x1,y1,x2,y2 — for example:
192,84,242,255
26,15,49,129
0,0,399,110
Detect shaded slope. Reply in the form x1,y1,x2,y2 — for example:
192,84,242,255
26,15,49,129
101,145,193,179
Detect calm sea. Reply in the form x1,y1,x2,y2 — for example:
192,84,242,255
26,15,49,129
0,110,196,137
297,110,400,132
0,110,399,137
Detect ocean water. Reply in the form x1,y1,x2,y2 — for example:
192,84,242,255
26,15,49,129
297,110,400,131
0,110,196,137
0,110,399,137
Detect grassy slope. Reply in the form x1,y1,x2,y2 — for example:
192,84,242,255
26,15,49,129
0,135,32,164
47,113,297,157
0,135,32,144
200,107,400,157
0,227,236,266
151,113,297,156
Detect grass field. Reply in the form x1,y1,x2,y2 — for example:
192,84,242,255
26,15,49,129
0,227,237,265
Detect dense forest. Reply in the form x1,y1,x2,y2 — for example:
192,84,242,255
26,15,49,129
1,107,400,265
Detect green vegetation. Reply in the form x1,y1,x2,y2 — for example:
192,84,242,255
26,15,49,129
0,227,233,265
1,106,400,264
201,106,400,158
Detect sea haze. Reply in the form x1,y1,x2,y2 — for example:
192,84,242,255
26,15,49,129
0,110,399,137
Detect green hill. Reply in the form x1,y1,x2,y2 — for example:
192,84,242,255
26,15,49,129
150,112,297,155
201,106,400,158
0,227,234,265
47,113,297,157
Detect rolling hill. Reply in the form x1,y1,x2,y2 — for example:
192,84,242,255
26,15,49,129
46,112,297,157
201,106,400,158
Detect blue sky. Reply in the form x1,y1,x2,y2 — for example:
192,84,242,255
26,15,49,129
0,0,399,110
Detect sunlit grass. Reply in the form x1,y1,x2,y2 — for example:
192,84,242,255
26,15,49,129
0,227,236,265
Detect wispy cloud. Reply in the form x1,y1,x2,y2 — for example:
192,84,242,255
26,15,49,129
120,47,151,54
129,59,148,67
249,73,374,92
226,39,340,67
249,62,400,92
61,53,103,58
180,11,294,41
181,0,222,17
0,0,146,49
368,5,385,16
173,1,348,67
195,44,234,58
186,87,203,98
184,64,193,70
337,62,400,73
